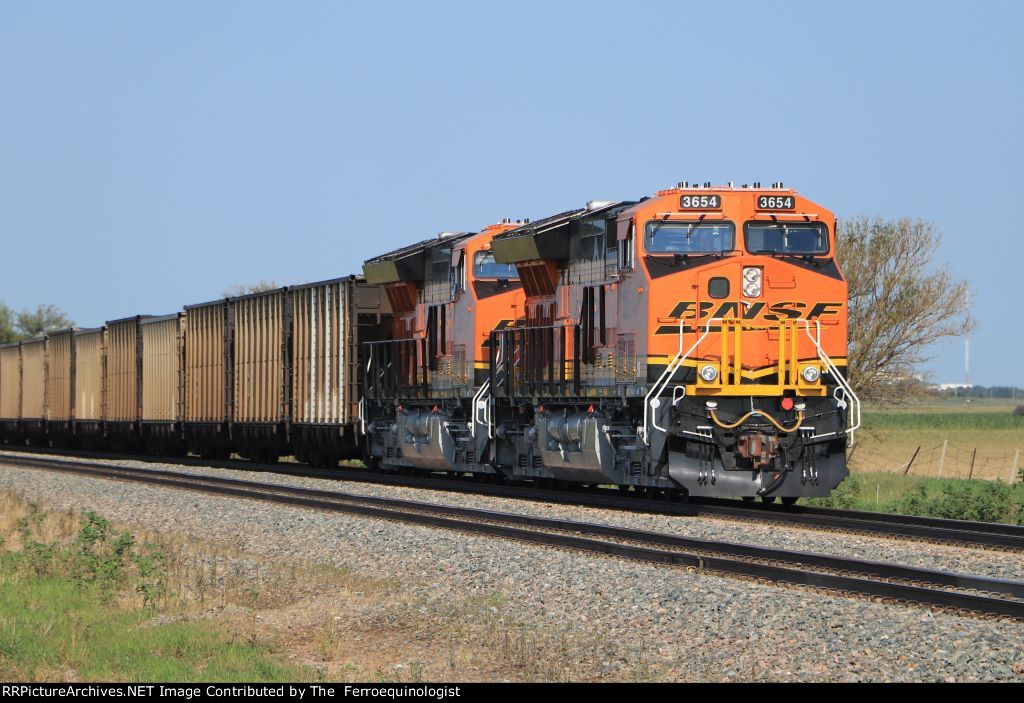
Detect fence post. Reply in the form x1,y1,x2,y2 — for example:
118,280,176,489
1011,449,1021,484
967,448,977,480
903,446,921,476
938,439,948,477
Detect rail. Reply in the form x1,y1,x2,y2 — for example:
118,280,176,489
362,338,429,401
642,318,715,444
489,323,583,399
803,319,861,445
5,452,1023,619
2,447,1022,549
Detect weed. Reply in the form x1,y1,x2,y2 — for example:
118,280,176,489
133,543,170,607
72,512,136,597
808,474,862,509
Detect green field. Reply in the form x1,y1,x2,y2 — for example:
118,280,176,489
851,399,1022,481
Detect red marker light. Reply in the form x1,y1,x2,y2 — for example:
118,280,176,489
587,404,595,414
432,405,439,413
780,397,795,412
538,405,545,414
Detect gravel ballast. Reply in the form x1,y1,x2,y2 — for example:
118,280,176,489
4,450,1020,581
1,454,1023,682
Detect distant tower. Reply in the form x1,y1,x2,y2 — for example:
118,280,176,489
963,289,971,388
964,337,970,387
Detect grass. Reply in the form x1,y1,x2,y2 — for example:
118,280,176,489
0,575,304,682
0,499,314,682
850,399,1022,481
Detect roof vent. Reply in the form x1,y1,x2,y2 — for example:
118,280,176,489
586,200,615,211
437,231,459,239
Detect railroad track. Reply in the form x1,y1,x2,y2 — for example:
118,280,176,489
2,446,1024,551
3,451,1024,620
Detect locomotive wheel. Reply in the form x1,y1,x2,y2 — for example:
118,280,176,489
781,497,799,506
741,496,755,503
761,496,777,504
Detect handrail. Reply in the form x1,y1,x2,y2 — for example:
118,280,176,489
489,323,580,398
641,318,716,444
471,380,489,439
802,320,861,445
471,341,503,439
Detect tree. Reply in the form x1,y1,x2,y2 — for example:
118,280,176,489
15,304,74,339
0,303,17,344
836,216,972,402
221,281,280,297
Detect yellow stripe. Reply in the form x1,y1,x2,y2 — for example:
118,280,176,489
646,356,847,379
472,357,848,377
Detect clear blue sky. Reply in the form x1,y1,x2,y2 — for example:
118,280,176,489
1,1,1021,387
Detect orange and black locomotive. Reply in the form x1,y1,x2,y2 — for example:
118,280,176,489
360,183,858,501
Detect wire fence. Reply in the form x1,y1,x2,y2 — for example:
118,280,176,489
851,441,1021,483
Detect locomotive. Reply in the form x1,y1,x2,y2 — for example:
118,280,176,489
360,183,858,501
0,183,857,502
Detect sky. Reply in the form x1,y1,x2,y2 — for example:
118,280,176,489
1,1,1021,387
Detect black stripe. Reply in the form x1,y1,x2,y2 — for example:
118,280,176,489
473,280,523,299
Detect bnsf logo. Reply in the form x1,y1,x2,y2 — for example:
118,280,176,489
662,300,843,326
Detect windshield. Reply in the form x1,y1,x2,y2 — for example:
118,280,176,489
472,251,519,280
744,222,829,255
644,220,735,254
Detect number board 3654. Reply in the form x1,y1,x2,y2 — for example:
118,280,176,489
756,194,796,210
679,194,722,209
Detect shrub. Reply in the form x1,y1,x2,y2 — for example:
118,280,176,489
74,511,135,591
813,474,862,509
896,481,1022,524
1014,405,1024,417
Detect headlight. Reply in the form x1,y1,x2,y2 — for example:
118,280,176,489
742,267,762,297
700,364,719,382
802,365,820,383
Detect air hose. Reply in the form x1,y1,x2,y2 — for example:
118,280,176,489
708,408,804,433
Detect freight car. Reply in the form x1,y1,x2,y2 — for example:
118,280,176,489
0,276,390,464
0,182,857,502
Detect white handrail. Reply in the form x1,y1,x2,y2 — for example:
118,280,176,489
471,340,503,439
359,355,374,435
802,320,861,445
471,380,489,438
641,317,716,444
